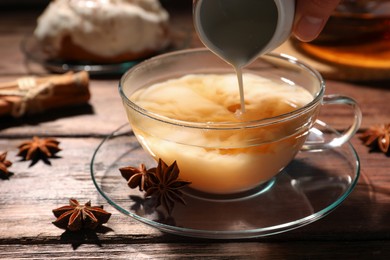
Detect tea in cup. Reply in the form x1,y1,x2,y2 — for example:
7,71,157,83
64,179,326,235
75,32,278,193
119,49,361,195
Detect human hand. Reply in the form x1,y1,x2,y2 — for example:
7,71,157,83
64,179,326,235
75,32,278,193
293,0,341,42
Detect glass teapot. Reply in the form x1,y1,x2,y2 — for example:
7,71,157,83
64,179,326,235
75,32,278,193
314,0,390,44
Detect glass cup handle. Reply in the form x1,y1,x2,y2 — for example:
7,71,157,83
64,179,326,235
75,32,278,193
301,94,362,151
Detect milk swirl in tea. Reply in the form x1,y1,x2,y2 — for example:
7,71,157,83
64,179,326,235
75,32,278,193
128,73,314,194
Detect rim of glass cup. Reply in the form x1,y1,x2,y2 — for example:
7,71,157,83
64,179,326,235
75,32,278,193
119,48,325,130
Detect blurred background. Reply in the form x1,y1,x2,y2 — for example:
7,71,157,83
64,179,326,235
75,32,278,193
0,0,388,81
0,0,50,9
0,0,191,10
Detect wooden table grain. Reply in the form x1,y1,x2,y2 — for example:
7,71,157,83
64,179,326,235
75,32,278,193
1,4,390,259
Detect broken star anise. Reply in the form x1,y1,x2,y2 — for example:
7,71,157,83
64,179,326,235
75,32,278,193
360,123,390,154
120,163,152,191
145,159,191,215
17,136,61,164
52,198,112,231
0,152,12,177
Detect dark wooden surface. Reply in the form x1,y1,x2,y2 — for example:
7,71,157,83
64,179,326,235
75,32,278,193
1,4,390,259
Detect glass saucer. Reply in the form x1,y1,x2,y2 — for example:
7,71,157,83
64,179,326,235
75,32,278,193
21,35,178,76
90,122,360,239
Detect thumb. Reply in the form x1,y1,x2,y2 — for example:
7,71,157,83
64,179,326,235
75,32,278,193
293,0,341,42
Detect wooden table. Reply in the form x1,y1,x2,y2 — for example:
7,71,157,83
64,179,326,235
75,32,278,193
1,4,390,259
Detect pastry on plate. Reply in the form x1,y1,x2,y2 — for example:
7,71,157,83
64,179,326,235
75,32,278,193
34,0,170,63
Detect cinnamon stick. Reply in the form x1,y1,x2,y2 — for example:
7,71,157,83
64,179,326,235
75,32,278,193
0,71,91,117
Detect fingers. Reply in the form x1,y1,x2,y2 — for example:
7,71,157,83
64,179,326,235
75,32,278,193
293,0,341,42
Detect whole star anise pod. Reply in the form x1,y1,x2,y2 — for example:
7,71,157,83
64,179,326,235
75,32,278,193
145,159,191,215
0,152,12,177
17,136,61,164
52,199,112,231
119,163,153,191
360,123,390,154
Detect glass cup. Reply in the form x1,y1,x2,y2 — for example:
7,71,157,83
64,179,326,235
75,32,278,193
119,48,361,195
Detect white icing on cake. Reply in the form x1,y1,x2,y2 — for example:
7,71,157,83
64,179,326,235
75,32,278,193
34,0,170,58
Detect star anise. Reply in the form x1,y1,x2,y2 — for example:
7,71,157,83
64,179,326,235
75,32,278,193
360,123,390,154
17,136,61,164
52,199,112,231
145,159,191,215
119,163,152,191
0,152,12,178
